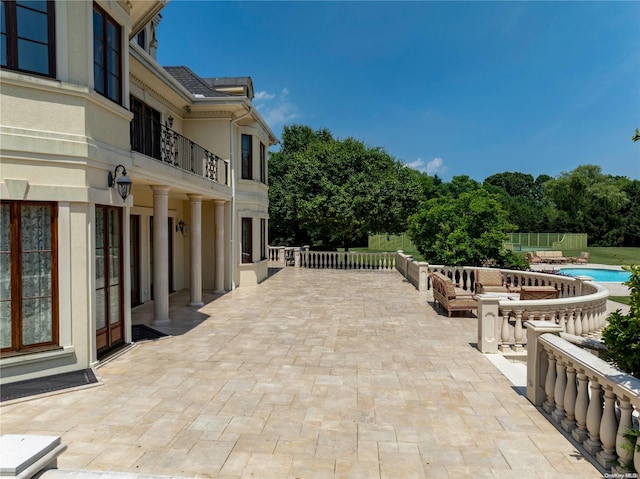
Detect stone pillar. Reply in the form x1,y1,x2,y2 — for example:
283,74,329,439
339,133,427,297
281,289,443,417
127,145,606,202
417,262,430,291
477,296,501,353
214,200,225,293
524,320,562,406
188,194,203,307
152,185,170,325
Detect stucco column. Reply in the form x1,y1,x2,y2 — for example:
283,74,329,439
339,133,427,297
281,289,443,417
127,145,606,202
214,200,226,293
188,194,204,307
152,185,170,325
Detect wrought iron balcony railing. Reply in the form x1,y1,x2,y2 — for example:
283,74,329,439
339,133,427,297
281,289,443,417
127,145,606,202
131,115,229,186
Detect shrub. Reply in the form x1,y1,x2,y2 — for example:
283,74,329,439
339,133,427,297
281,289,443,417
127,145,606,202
601,265,640,378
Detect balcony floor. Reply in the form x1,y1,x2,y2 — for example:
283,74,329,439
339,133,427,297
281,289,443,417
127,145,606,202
0,268,601,478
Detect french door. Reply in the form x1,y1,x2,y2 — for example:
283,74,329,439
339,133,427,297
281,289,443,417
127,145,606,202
96,206,124,356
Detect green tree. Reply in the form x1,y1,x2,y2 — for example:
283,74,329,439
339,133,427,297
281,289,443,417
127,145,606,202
601,265,640,378
407,189,516,266
268,125,421,249
543,165,630,245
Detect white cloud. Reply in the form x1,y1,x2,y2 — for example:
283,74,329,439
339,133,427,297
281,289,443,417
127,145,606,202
255,87,300,127
406,158,425,170
405,157,447,177
254,90,275,101
426,157,446,176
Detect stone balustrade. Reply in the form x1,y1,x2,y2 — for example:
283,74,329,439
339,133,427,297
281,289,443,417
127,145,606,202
477,276,608,354
299,250,397,270
393,254,610,354
526,322,640,474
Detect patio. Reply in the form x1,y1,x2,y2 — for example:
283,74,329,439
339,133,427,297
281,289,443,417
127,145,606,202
0,267,601,478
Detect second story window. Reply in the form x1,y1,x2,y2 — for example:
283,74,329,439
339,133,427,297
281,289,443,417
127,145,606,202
260,142,266,183
1,0,56,78
130,96,161,160
241,134,252,180
93,4,121,104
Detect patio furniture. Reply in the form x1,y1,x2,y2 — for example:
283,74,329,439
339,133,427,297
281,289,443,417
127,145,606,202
574,252,589,264
475,269,518,293
526,252,543,264
430,273,477,317
520,286,560,300
534,251,568,263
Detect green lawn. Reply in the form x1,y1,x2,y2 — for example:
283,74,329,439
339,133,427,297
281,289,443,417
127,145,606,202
349,246,639,267
557,247,640,266
609,296,632,306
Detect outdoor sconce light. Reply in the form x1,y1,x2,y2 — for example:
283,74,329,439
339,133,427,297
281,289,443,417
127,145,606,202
167,115,174,128
107,164,132,202
176,220,186,234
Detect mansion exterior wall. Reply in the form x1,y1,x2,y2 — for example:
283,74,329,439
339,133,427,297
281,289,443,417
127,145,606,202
0,0,275,384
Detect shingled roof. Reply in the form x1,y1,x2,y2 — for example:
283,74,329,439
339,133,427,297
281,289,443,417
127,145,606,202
164,66,231,98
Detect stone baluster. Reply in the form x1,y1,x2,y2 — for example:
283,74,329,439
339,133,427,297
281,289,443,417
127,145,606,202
543,351,557,414
556,309,565,331
552,358,567,423
574,308,583,336
566,309,575,336
586,307,595,337
561,365,577,432
513,310,524,352
572,371,590,443
499,315,512,353
613,397,634,473
583,379,603,455
581,309,590,337
596,386,619,469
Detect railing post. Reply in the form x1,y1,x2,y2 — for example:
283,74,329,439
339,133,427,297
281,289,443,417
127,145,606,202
524,322,562,406
417,262,429,291
294,248,301,267
476,296,500,354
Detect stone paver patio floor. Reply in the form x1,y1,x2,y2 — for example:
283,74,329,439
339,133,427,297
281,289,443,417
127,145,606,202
0,268,600,478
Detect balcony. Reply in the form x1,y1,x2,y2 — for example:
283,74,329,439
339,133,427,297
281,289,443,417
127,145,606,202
130,115,229,186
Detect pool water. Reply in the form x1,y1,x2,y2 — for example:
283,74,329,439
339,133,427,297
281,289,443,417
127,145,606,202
558,268,630,283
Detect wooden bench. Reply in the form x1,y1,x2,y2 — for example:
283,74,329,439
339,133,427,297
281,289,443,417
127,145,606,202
430,273,477,317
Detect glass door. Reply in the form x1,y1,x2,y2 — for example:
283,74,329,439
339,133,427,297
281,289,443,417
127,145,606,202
96,206,124,356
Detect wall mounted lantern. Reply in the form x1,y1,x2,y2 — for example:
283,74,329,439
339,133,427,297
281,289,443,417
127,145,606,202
107,165,132,202
176,220,186,234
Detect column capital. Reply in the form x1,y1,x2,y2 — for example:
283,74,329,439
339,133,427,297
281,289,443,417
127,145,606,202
188,193,203,202
150,185,170,195
213,199,226,206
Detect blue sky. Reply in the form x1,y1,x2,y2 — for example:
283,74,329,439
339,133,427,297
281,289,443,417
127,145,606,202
157,1,640,182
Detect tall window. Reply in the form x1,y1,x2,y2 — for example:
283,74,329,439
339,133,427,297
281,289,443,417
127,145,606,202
1,0,56,78
260,218,267,260
93,4,121,104
260,142,266,183
241,134,252,180
130,96,161,159
241,218,252,264
1,202,58,355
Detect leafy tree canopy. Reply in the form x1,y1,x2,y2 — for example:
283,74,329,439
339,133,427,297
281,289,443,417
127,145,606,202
268,125,422,249
407,189,516,266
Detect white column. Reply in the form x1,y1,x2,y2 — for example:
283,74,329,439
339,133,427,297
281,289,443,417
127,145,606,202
214,200,225,293
152,185,170,325
188,194,203,307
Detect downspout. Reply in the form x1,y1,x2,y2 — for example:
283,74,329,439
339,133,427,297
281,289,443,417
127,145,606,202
229,107,253,290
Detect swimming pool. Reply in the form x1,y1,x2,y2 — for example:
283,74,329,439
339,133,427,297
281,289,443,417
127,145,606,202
557,268,630,283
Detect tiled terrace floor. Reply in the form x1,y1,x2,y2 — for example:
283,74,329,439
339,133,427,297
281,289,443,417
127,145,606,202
1,268,601,478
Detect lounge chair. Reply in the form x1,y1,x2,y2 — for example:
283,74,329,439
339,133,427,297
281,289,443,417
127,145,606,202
574,252,589,264
526,252,542,264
